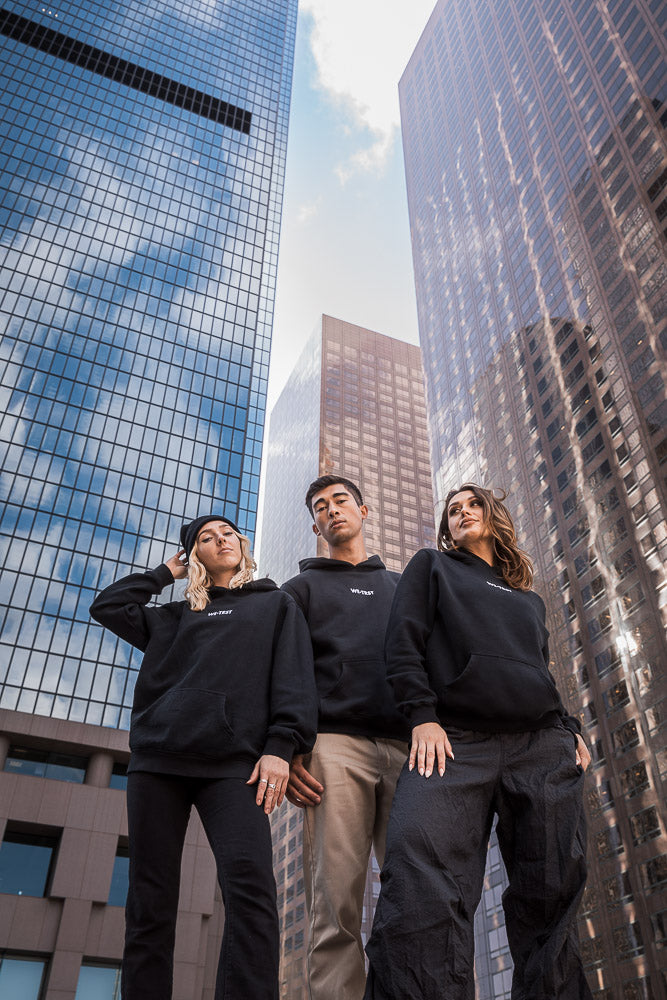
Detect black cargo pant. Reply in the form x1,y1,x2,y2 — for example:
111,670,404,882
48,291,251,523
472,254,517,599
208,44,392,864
123,771,279,1000
364,725,592,1000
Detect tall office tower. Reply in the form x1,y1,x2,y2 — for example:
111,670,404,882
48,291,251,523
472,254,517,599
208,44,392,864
400,1,666,997
0,0,296,725
260,314,436,1000
260,314,435,582
0,2,296,995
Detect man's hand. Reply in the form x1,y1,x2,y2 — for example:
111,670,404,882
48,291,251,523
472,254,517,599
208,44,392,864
247,755,290,814
165,550,188,580
575,733,591,772
410,722,454,778
286,754,324,807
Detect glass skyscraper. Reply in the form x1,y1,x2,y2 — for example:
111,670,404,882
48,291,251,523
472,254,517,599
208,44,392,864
400,1,665,997
0,0,297,728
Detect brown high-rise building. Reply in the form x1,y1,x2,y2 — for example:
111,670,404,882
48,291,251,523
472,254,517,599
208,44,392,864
260,314,436,584
400,1,666,996
259,314,436,1000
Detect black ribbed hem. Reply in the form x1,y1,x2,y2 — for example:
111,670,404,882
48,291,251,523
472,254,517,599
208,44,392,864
262,734,296,763
318,722,410,742
128,749,256,778
436,709,564,734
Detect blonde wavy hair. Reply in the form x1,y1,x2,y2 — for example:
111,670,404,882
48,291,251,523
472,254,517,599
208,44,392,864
438,483,534,592
184,526,256,611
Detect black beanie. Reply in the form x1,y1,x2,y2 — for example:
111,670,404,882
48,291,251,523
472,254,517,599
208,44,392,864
180,515,241,558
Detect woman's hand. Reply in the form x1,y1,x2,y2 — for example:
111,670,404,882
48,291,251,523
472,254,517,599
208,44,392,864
247,755,290,814
410,722,454,778
575,733,591,772
165,549,188,580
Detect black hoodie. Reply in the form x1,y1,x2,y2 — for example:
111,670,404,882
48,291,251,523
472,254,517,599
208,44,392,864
282,556,409,741
385,548,581,736
90,565,317,778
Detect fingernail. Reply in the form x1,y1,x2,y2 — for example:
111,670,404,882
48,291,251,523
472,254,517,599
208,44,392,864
419,767,424,776
439,768,444,776
408,763,413,771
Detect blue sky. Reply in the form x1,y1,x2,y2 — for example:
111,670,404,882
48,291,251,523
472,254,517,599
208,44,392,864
267,1,435,408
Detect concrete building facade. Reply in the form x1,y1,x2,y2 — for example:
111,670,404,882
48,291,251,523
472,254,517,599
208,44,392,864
0,709,224,998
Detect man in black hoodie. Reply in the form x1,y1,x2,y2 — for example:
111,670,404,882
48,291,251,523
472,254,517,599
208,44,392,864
282,475,408,1000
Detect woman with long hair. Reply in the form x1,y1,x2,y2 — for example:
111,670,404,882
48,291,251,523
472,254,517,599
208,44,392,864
90,514,317,1000
364,484,592,1000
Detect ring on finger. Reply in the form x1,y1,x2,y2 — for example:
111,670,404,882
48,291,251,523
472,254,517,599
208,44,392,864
268,783,277,789
259,778,268,784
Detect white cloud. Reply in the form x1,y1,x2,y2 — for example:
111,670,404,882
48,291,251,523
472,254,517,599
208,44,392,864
296,197,323,224
301,0,435,179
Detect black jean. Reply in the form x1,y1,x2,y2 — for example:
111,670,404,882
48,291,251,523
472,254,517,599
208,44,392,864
364,726,592,1000
123,771,278,1000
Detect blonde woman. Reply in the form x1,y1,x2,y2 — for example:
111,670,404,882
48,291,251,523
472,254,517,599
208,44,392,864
90,514,316,1000
364,485,592,1000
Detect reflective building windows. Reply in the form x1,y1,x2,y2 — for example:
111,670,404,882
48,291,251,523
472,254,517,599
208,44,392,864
400,0,665,994
0,0,297,725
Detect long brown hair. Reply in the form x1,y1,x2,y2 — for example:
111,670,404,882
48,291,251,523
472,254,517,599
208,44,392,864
184,528,256,611
438,484,533,591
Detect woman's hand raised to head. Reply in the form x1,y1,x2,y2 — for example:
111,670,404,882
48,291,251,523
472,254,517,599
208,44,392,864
165,550,188,580
410,722,454,778
247,755,290,814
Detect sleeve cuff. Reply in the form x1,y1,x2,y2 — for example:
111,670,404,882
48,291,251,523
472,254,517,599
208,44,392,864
408,706,441,728
561,714,582,736
263,734,295,763
153,563,177,589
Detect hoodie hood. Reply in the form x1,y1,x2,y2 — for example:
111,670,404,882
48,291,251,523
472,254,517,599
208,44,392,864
209,577,278,597
297,555,387,573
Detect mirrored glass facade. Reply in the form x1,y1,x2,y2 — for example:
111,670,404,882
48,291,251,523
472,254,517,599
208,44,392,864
0,0,297,728
400,1,666,996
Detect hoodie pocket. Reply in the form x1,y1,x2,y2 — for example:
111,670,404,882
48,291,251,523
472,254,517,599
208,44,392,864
320,659,399,721
443,653,560,727
132,687,235,758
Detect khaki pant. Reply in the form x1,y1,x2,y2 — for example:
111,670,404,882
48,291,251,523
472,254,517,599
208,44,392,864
302,732,407,1000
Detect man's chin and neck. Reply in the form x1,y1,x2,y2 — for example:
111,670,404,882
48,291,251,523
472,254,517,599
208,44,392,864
324,533,368,566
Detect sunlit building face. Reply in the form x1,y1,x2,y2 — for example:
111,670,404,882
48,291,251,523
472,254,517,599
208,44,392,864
0,0,298,727
400,0,666,996
260,315,436,583
260,315,437,1000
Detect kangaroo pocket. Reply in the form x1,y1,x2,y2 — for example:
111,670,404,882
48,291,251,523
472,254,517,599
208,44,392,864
319,659,399,723
443,653,560,727
132,687,235,758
